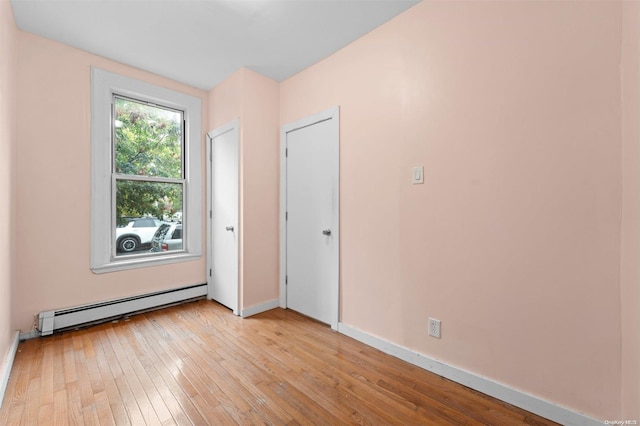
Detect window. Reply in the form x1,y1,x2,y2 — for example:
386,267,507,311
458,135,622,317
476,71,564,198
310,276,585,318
91,68,202,273
113,96,184,255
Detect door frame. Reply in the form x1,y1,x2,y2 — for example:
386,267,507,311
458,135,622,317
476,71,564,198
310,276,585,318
207,119,240,315
280,106,340,329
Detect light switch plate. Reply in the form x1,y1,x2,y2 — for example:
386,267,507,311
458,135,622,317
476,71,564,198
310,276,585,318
412,166,424,184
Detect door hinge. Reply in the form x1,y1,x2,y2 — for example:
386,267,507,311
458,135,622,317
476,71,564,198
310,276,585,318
285,211,288,221
285,148,288,157
209,210,212,219
209,269,212,277
285,275,288,285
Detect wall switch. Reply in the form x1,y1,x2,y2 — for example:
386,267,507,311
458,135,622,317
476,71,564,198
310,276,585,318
428,317,441,338
412,166,424,184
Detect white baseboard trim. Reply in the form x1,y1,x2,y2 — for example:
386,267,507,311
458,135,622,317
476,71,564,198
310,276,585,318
337,322,601,426
241,299,279,318
0,331,20,409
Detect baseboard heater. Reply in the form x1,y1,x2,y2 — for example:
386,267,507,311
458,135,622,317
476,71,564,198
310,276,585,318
37,283,208,336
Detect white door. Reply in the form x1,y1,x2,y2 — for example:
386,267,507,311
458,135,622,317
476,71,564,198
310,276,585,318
208,120,239,314
281,107,339,329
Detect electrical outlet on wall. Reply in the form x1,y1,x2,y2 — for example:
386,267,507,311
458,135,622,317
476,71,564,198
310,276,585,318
428,317,441,338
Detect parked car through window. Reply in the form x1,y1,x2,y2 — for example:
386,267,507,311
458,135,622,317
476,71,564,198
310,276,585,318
149,222,183,252
116,217,163,253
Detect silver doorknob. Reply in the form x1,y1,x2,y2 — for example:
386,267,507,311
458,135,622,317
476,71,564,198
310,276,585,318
226,226,234,232
322,229,331,236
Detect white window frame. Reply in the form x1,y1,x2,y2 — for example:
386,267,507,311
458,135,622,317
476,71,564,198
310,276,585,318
91,68,202,273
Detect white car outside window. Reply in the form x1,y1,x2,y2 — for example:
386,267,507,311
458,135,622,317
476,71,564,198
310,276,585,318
115,218,163,253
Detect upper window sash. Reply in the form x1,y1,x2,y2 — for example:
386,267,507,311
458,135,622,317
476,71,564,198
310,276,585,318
112,94,186,180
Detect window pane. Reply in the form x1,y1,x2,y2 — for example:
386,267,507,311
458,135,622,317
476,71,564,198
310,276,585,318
115,180,183,255
114,97,183,179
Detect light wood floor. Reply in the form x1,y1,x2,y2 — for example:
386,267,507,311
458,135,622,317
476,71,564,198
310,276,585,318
0,300,557,425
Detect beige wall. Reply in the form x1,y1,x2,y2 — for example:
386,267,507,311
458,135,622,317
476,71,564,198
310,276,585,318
621,1,640,420
209,69,242,129
281,1,624,419
4,0,639,419
240,69,280,308
209,68,280,312
13,32,209,333
0,0,18,373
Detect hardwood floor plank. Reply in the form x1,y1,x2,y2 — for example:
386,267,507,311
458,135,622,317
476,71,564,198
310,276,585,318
22,375,42,424
137,316,230,423
112,374,145,425
237,311,465,424
151,314,255,424
267,379,344,425
52,388,68,425
177,311,318,425
94,390,117,426
126,325,194,426
81,403,100,426
0,300,559,425
129,321,210,425
38,342,54,408
71,334,97,410
254,381,315,426
105,326,161,425
62,333,78,385
37,402,53,425
92,328,131,426
282,339,435,423
82,332,107,399
116,324,174,424
52,336,67,394
1,401,24,426
26,340,43,382
64,381,86,426
132,321,207,425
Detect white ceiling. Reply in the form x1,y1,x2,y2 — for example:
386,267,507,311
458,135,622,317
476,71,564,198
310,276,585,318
10,0,420,90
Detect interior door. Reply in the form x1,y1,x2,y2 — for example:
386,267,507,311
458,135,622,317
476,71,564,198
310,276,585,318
283,107,339,329
208,120,239,314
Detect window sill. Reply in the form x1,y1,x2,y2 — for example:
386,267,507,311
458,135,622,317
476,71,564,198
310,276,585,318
91,252,201,274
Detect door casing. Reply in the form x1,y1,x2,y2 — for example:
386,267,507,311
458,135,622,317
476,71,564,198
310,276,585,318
280,107,340,330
